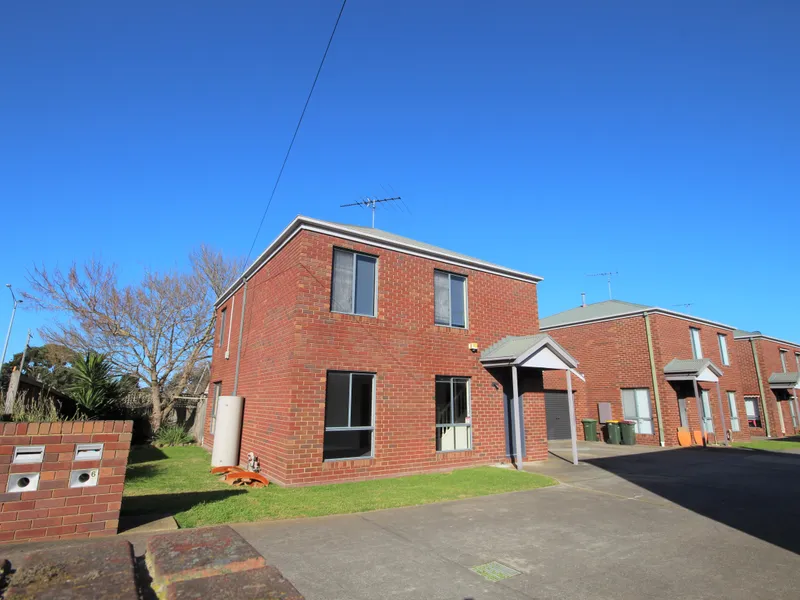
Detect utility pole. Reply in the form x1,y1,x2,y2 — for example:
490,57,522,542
4,329,32,415
1,284,23,368
587,271,618,300
340,196,401,228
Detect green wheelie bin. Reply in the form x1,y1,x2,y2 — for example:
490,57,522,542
620,420,637,445
606,420,621,444
581,419,598,442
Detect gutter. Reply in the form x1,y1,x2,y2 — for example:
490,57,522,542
750,338,772,437
644,313,665,447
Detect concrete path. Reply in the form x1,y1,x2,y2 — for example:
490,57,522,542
229,445,800,600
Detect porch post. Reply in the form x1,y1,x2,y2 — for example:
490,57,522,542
715,380,728,446
511,365,523,470
692,377,707,443
793,389,800,433
566,369,578,465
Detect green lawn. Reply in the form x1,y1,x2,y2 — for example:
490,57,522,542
732,437,800,451
122,446,556,529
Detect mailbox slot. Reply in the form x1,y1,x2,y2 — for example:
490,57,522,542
12,446,45,465
74,443,104,461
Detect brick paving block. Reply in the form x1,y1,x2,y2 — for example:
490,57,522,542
166,565,305,600
4,539,138,600
146,526,266,589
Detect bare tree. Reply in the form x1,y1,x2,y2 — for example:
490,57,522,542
24,245,242,430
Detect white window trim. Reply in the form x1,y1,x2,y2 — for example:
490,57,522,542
718,334,729,366
323,371,376,462
211,382,221,434
621,388,653,435
219,307,227,348
435,376,472,452
331,248,378,318
779,349,788,373
434,270,469,329
727,391,740,432
690,328,703,359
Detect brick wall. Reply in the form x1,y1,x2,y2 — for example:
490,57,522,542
208,228,545,485
0,421,132,543
734,336,800,438
543,311,751,446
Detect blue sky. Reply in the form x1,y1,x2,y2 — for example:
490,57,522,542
1,0,799,358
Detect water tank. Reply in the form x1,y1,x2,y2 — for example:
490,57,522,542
211,395,244,467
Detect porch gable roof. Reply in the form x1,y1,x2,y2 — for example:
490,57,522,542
480,333,578,370
664,358,723,382
767,372,800,389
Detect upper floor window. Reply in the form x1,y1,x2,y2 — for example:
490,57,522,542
796,353,800,372
780,349,788,373
434,270,467,328
219,308,227,348
331,248,377,317
717,334,729,366
690,328,703,359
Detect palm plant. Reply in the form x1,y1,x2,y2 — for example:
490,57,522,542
68,352,121,418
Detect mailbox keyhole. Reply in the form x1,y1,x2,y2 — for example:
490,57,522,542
78,473,90,483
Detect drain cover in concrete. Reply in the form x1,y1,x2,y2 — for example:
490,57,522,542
470,561,521,582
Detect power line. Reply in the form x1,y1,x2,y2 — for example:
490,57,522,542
245,0,349,263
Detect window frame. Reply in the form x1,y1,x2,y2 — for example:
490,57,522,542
700,389,714,432
779,349,788,373
211,382,221,434
219,307,227,348
621,388,653,435
727,391,740,432
795,352,800,372
435,376,472,452
433,270,469,329
717,334,730,366
323,371,376,462
744,396,761,428
330,248,378,318
690,327,703,359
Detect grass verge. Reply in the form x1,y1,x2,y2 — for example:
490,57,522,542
122,446,556,528
732,438,800,451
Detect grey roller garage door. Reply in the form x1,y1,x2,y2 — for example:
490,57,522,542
545,391,571,440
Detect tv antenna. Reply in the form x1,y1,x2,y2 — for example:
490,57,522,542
672,303,694,313
340,196,401,228
586,271,618,300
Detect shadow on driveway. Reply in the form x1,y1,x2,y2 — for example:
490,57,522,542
582,446,800,555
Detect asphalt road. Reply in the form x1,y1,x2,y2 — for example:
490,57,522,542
232,445,800,600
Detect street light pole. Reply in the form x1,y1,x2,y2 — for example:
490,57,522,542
1,284,23,367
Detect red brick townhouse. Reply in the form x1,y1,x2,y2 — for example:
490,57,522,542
540,300,751,447
204,216,581,486
733,330,800,439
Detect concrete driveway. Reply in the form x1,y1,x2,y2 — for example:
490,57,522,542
231,445,800,600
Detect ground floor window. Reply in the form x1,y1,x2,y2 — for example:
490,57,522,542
700,390,714,433
211,382,221,434
744,396,761,428
435,376,472,451
621,388,653,434
727,392,740,432
323,371,375,460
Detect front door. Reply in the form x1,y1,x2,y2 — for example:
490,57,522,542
678,398,689,428
700,390,714,432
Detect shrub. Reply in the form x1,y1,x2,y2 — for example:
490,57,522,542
69,352,122,418
154,425,194,447
10,391,65,422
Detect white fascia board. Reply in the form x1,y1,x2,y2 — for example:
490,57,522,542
733,332,800,349
541,308,736,333
216,216,543,307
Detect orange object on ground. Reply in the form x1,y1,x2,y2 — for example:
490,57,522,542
210,465,243,475
676,427,691,447
224,471,269,488
692,430,704,446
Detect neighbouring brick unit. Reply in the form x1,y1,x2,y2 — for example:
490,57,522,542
542,301,753,447
0,420,132,543
733,333,800,439
205,218,558,486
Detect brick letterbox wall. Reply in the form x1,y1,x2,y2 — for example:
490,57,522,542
0,420,132,543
